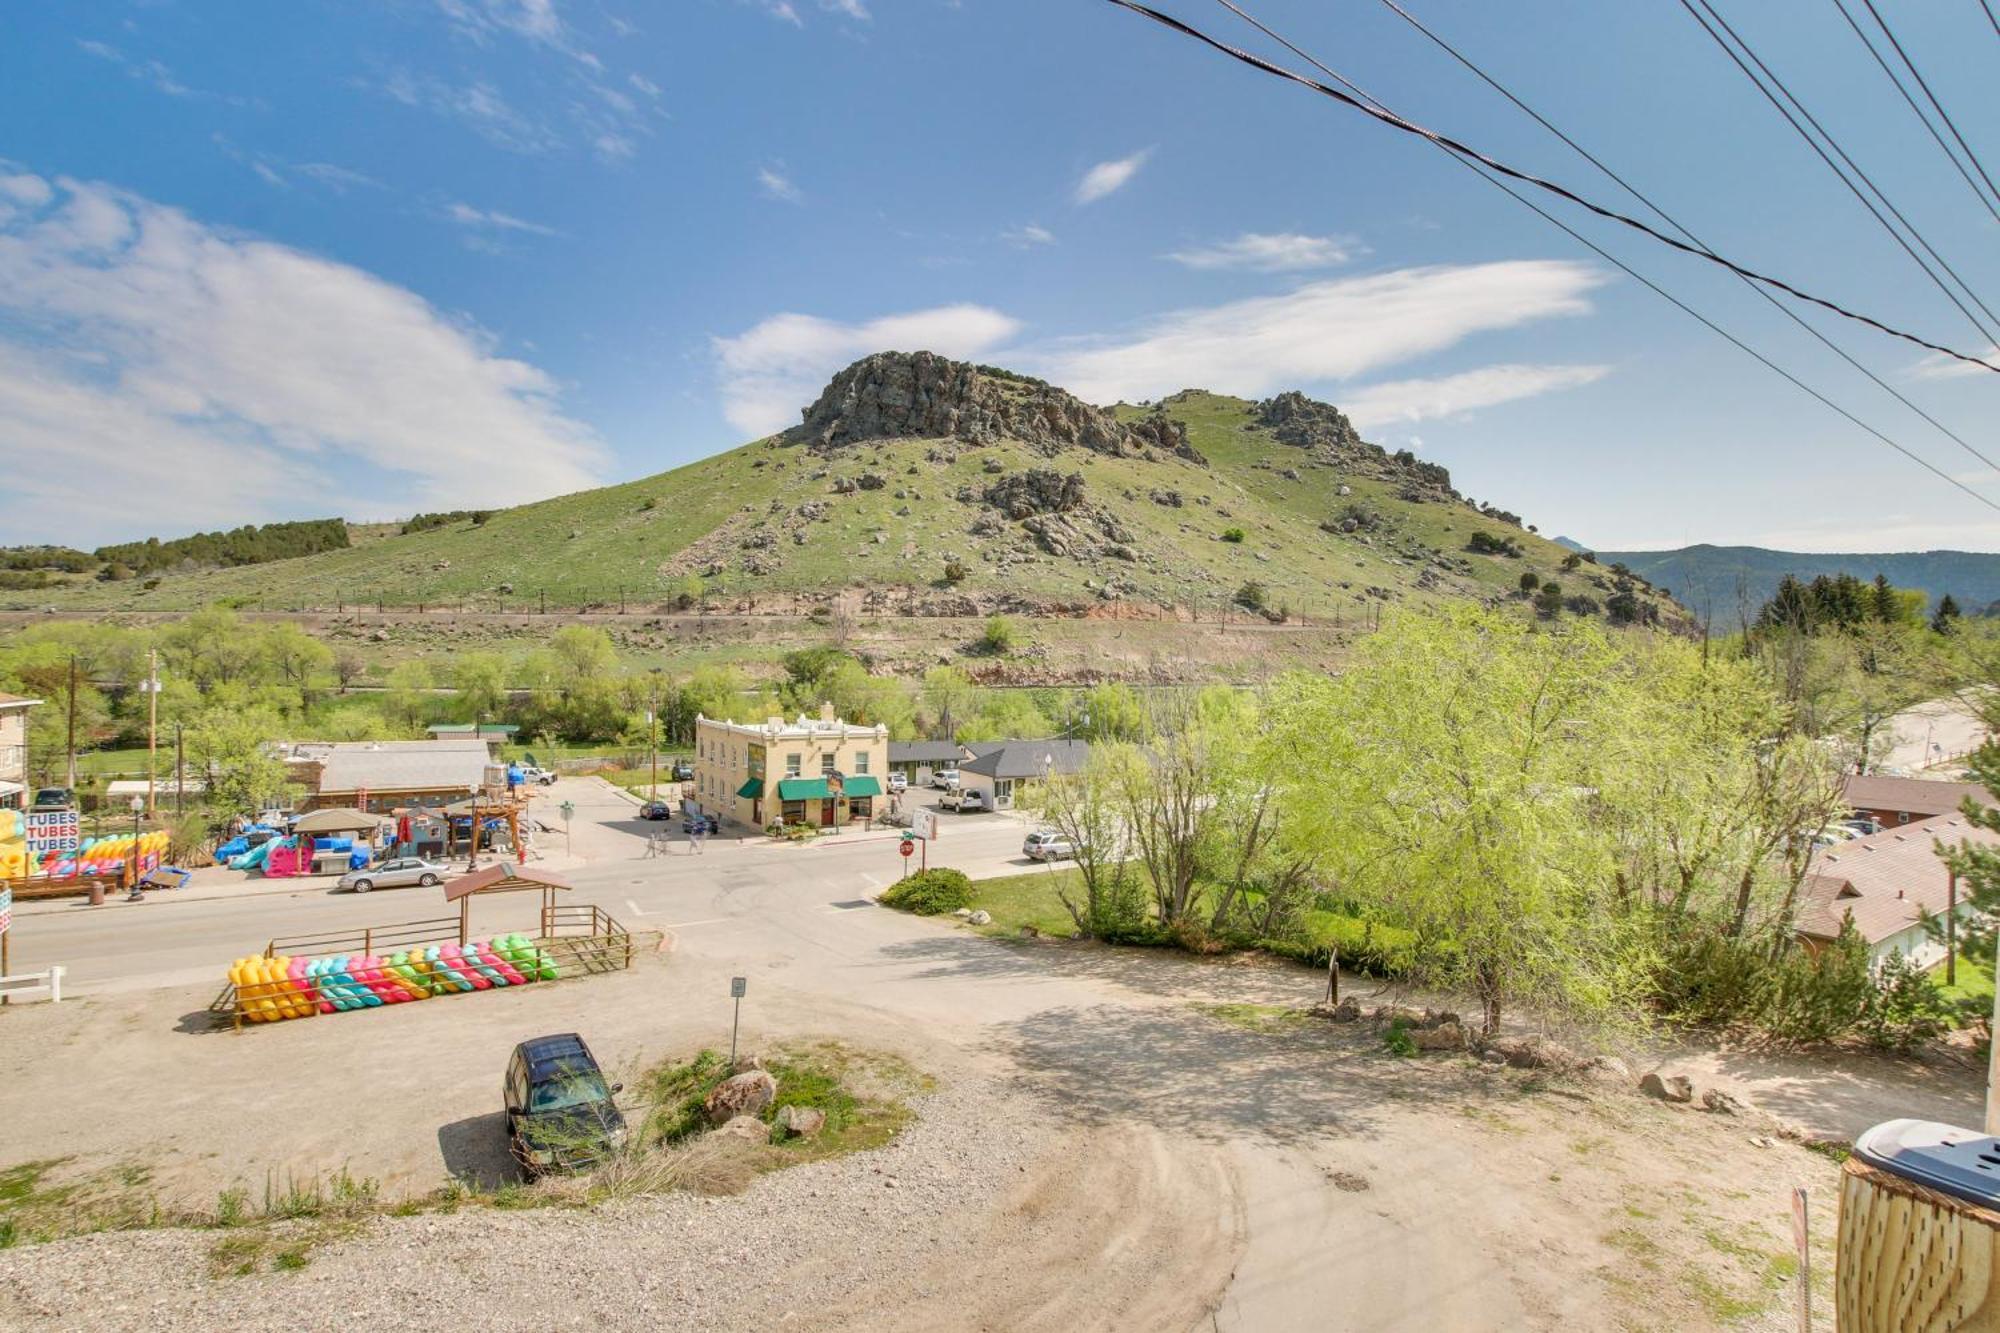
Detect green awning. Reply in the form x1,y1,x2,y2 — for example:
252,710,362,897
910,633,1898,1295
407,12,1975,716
736,778,765,799
842,775,882,797
777,777,831,801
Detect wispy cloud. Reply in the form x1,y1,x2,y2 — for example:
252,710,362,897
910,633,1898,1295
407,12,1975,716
214,136,384,194
821,0,871,17
292,162,385,193
0,173,604,544
445,200,562,245
743,0,805,25
1034,261,1607,403
1909,345,2000,380
76,38,240,104
713,305,1022,436
375,69,563,153
1166,231,1361,273
757,165,803,203
1003,224,1056,247
1075,149,1152,205
1338,363,1610,430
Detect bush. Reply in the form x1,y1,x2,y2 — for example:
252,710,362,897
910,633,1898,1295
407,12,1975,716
942,560,968,586
1518,571,1540,593
878,868,975,915
1867,952,1952,1051
1765,927,1876,1043
1234,580,1268,612
979,615,1015,654
1467,531,1523,557
1221,527,1246,543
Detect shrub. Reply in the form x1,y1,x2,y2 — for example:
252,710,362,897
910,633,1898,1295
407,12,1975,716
878,868,974,916
1382,1018,1418,1057
942,560,968,586
1561,552,1584,572
1466,531,1523,557
1534,582,1565,618
1518,571,1540,593
980,615,1015,654
1765,926,1876,1043
1235,580,1268,612
1220,527,1246,543
639,497,658,512
1867,952,1952,1051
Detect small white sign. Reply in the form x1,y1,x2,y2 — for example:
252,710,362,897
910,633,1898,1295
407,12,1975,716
25,811,79,857
912,808,939,842
0,886,12,936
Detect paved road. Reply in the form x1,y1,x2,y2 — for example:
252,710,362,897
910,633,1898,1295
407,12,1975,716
1881,696,1990,774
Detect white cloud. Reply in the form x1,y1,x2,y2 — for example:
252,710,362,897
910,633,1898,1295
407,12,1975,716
821,0,871,17
713,304,1023,436
628,72,662,98
76,38,225,103
377,69,563,153
1909,345,2000,380
1003,223,1056,247
757,166,802,203
291,162,384,193
1035,261,1607,403
744,0,805,25
1166,231,1360,273
1339,363,1611,430
1075,149,1152,205
445,201,561,237
0,174,605,545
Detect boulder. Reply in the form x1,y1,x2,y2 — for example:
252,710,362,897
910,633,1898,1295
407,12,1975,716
1639,1071,1695,1104
776,1105,826,1139
952,907,974,919
1702,1088,1746,1116
731,1053,766,1074
1408,1022,1467,1052
713,1114,770,1144
704,1069,778,1125
967,909,992,926
1329,998,1362,1023
1479,1036,1578,1070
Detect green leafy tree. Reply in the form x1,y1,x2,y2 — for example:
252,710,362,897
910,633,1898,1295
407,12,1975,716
920,666,976,739
980,615,1016,655
186,705,297,815
452,652,510,720
384,660,436,730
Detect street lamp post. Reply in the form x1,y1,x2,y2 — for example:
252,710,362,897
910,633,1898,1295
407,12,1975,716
464,782,481,872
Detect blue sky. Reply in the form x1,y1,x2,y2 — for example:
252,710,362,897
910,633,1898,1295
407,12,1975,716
3,0,1998,552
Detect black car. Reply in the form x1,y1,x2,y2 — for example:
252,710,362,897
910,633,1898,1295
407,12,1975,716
638,800,674,820
503,1033,627,1177
31,787,75,811
671,761,694,782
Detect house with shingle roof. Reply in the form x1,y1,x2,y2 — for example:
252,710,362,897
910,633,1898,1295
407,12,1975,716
1842,773,1991,829
1795,811,1999,968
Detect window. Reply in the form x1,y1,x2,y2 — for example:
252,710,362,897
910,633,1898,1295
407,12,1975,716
821,753,836,775
786,753,801,777
855,752,870,775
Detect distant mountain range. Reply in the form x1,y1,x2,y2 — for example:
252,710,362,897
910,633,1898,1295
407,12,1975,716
1551,543,2000,618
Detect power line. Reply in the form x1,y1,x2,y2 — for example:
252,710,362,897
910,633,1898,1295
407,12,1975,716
1187,0,2000,516
1678,0,2000,347
1984,0,2000,42
1856,0,2000,214
1097,0,2000,375
1826,0,2000,224
1365,0,2000,477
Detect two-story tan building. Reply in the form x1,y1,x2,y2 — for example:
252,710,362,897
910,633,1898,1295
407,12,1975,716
694,705,889,830
0,692,41,811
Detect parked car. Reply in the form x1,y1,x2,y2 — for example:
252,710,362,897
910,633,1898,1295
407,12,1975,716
30,787,75,811
519,765,556,786
1842,817,1885,836
503,1033,627,1177
671,760,695,782
940,788,987,813
638,800,674,820
931,769,961,790
1022,829,1075,862
338,856,450,893
683,813,719,836
887,772,908,794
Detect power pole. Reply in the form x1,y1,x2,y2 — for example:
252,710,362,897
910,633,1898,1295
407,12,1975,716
145,648,159,820
174,722,185,819
65,654,77,790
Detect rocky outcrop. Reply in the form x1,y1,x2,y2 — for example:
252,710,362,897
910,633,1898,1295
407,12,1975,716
1255,390,1457,501
790,351,1206,463
983,469,1085,519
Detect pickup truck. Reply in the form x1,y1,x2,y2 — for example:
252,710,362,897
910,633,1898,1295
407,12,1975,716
939,788,987,814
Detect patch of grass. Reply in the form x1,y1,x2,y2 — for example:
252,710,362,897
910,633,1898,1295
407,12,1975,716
964,866,1086,938
207,1233,267,1278
272,1245,312,1271
1382,1017,1419,1057
1197,1002,1313,1035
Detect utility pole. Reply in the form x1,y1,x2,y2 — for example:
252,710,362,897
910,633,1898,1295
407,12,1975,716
65,655,77,790
174,722,185,819
145,648,159,820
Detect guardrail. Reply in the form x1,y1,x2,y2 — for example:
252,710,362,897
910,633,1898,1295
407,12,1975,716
262,916,464,960
0,966,65,1004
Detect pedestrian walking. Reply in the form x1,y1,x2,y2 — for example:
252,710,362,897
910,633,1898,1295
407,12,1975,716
690,821,706,855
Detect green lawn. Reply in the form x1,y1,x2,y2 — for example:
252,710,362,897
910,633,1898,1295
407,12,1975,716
1935,954,1994,1013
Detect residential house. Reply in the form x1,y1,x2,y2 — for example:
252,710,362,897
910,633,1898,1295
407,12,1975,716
285,739,495,812
956,739,1091,812
1795,811,1998,968
888,740,968,788
1843,773,1991,828
0,693,39,811
694,705,889,829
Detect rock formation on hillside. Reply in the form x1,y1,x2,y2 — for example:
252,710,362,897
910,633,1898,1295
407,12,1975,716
1254,390,1456,503
792,351,1206,463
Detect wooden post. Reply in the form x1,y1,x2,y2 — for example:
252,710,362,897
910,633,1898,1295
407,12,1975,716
146,648,158,820
459,895,470,946
1838,1156,2000,1329
1949,869,1960,987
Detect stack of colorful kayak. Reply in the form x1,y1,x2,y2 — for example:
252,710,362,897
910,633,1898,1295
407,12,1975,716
227,934,559,1023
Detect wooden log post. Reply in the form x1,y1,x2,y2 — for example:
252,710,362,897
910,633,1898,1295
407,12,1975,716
1838,1156,2000,1331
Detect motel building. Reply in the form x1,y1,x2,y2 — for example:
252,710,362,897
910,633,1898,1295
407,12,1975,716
693,705,889,831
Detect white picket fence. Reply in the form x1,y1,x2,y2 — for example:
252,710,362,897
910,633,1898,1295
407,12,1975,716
0,965,65,1004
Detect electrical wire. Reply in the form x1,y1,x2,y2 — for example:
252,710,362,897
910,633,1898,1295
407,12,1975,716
1680,0,2000,348
1365,0,2000,477
1097,0,2000,375
1190,0,2000,514
1983,0,2000,42
1856,0,2000,213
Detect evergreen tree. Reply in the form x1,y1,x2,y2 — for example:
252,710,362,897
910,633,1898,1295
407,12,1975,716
1932,594,1962,635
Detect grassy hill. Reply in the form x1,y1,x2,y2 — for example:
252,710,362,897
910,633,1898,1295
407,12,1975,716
5,353,1685,637
1588,545,2000,621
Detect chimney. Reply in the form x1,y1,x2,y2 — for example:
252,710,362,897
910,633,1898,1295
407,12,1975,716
820,701,836,723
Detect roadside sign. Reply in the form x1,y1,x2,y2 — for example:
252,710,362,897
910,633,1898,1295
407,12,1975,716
899,838,914,859
730,976,747,998
559,800,575,822
912,808,938,842
0,886,12,936
25,811,79,858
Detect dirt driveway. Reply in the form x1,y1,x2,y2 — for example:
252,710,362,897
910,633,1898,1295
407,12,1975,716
0,810,1979,1330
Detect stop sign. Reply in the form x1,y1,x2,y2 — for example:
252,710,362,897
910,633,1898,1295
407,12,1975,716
899,839,915,858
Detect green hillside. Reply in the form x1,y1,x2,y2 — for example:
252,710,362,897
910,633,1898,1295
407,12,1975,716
1585,544,2000,619
4,353,1685,632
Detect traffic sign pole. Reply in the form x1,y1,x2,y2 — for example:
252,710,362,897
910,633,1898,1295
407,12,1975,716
729,976,747,1065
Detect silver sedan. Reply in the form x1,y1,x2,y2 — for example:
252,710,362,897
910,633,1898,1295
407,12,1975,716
339,856,450,893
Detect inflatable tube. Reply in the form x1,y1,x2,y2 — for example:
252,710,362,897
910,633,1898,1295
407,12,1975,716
477,940,527,987
442,944,492,990
425,945,471,993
